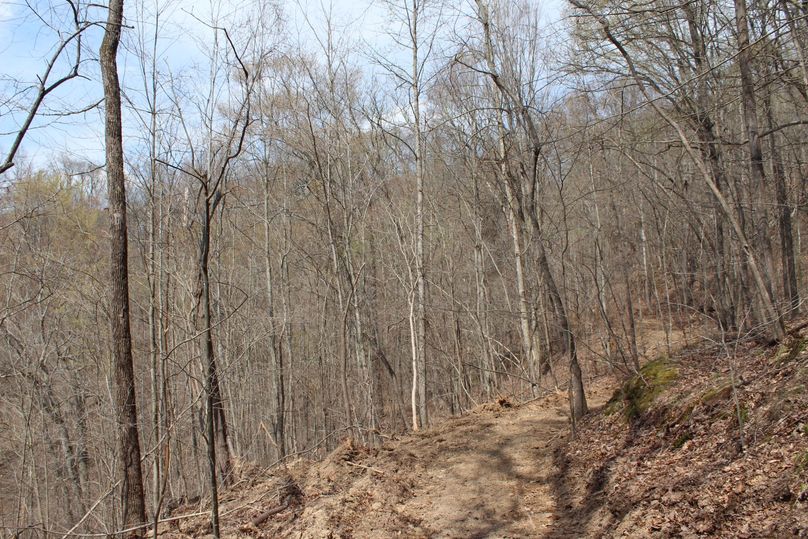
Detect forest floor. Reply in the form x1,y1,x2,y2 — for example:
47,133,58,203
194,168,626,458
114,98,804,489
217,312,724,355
158,322,808,538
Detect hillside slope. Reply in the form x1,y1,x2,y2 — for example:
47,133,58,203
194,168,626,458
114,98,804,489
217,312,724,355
554,335,808,538
158,332,807,538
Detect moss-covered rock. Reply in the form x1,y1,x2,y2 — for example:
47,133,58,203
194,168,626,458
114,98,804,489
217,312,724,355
672,431,693,449
796,450,808,473
773,337,807,365
607,358,679,421
701,383,732,405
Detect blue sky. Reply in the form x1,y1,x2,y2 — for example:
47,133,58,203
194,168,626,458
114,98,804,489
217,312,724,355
0,0,564,174
0,0,385,170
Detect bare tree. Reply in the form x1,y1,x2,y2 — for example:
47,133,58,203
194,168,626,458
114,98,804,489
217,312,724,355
99,0,148,533
1,1,92,175
471,0,588,419
372,0,444,430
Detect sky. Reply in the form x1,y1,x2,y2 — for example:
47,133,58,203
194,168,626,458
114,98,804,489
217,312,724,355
0,0,564,176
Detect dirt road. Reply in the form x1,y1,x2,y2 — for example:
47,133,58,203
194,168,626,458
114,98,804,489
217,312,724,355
161,381,614,539
284,382,613,538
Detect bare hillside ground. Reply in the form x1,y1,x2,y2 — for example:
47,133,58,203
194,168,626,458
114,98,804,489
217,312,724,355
158,323,807,538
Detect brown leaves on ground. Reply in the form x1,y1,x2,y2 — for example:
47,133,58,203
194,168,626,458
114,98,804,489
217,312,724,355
552,331,808,538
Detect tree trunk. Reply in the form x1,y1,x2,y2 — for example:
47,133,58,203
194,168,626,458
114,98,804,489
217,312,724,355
683,0,737,331
472,163,495,397
476,0,586,416
734,0,781,329
764,89,799,315
532,225,588,416
476,0,541,386
99,0,148,533
198,193,232,539
411,0,428,430
264,166,286,459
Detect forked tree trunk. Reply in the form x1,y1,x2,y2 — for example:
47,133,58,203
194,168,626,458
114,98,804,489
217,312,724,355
476,1,541,388
198,192,233,539
476,0,587,417
734,0,781,327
